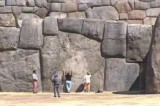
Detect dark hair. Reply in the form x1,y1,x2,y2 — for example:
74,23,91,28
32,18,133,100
33,70,36,73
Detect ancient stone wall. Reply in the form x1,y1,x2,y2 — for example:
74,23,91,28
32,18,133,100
0,0,156,92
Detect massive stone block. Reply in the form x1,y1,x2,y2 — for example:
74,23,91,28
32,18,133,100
16,0,26,6
143,17,157,25
12,6,22,17
86,6,119,20
0,6,12,13
6,0,16,6
49,12,67,18
140,0,155,2
0,27,20,50
0,0,5,6
102,21,127,58
81,19,105,41
21,7,34,13
26,0,35,6
68,12,86,19
35,7,48,18
104,58,139,91
50,3,61,12
146,8,160,17
43,17,58,35
87,0,110,7
41,32,105,92
127,24,152,62
127,20,143,24
0,14,16,27
0,49,42,92
78,3,88,11
61,2,78,12
19,18,43,49
58,18,84,34
115,1,132,13
128,10,146,20
35,0,47,7
151,1,160,8
135,1,150,10
48,0,65,3
146,14,160,93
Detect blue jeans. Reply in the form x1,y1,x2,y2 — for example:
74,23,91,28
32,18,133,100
66,80,72,92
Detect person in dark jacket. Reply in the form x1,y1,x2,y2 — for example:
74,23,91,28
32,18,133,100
63,70,73,93
52,73,61,97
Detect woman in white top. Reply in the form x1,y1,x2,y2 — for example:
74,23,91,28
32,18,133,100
83,71,91,92
32,70,38,93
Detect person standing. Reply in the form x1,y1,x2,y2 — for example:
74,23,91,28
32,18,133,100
32,70,38,93
82,71,91,92
52,73,61,97
64,70,73,93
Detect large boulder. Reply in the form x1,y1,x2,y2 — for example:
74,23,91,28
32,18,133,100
115,1,132,13
49,12,67,18
6,0,16,6
61,2,78,12
41,32,105,92
35,7,48,18
104,58,139,91
0,27,20,50
81,19,105,42
146,14,160,93
19,18,43,49
86,6,119,20
127,24,152,62
134,1,150,10
0,49,42,92
0,14,16,27
0,6,12,13
67,12,86,19
58,18,84,34
128,10,146,20
101,21,127,58
146,8,160,17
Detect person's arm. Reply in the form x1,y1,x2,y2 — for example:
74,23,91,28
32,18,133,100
71,70,73,76
63,70,67,75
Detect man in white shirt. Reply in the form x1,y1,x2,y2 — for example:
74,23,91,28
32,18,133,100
32,70,38,93
82,71,91,92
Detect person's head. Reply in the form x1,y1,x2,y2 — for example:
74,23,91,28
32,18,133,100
54,73,58,77
87,71,90,75
33,70,37,73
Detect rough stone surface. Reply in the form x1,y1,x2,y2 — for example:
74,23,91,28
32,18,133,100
111,0,118,6
87,0,110,7
0,6,12,13
143,17,157,25
146,14,160,93
6,0,16,6
68,12,86,19
0,27,20,50
128,10,146,20
16,0,26,6
0,49,42,92
35,7,48,18
104,58,139,91
120,13,128,20
35,0,47,7
127,24,152,62
61,2,78,12
48,0,65,3
58,18,84,34
135,1,150,10
115,1,132,13
78,3,88,11
12,6,22,17
0,0,5,6
146,8,160,17
127,20,143,24
19,18,43,49
26,0,35,6
81,19,105,41
0,14,16,27
86,6,119,20
43,17,58,35
49,12,67,18
102,21,127,58
151,1,160,8
128,0,138,9
21,7,34,13
140,0,155,2
42,32,105,92
50,3,61,12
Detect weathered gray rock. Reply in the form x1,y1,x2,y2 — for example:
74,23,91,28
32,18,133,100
143,17,156,25
140,0,155,2
115,1,132,13
0,27,20,50
0,14,16,27
43,2,51,10
61,2,78,12
128,10,146,20
0,49,42,92
35,0,47,7
102,21,127,58
6,0,16,6
78,3,88,11
127,20,143,24
50,3,61,12
0,6,12,13
87,0,110,7
21,7,34,13
86,6,119,20
12,6,22,17
49,12,67,18
111,0,118,6
35,7,48,18
120,13,128,20
146,14,160,93
42,32,105,92
68,12,86,19
151,1,160,8
19,18,43,49
33,6,39,12
104,58,139,91
135,1,150,10
26,0,35,6
58,18,84,34
146,8,160,17
16,0,26,6
0,0,5,6
81,19,105,41
48,0,65,3
43,17,58,35
127,24,152,62
128,0,138,9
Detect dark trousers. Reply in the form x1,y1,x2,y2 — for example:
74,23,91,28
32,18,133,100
54,85,60,96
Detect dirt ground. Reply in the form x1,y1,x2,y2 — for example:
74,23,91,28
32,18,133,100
0,91,159,106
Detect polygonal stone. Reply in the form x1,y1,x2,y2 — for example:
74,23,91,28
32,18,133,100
104,58,139,91
86,6,119,20
0,6,12,13
115,1,132,13
143,17,157,25
16,0,26,6
81,19,105,41
102,21,127,58
35,7,48,18
68,12,86,19
135,1,150,10
0,27,20,50
0,14,16,27
21,7,34,13
0,0,5,7
128,0,138,9
6,0,16,6
127,20,143,24
120,13,128,20
43,17,58,35
26,0,35,6
61,2,78,12
146,8,160,17
127,24,152,62
48,0,65,3
19,18,43,49
58,18,84,34
35,0,47,7
49,12,67,18
128,10,146,20
12,6,22,17
78,3,88,11
50,3,61,12
87,0,110,7
151,1,160,8
140,0,155,2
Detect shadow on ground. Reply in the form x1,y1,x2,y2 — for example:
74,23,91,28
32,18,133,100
113,91,146,95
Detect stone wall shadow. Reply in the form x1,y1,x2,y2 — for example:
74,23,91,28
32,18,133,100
75,84,84,92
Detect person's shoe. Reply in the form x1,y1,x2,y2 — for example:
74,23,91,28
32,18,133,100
81,90,85,93
33,92,37,94
54,95,57,97
87,90,90,93
58,96,60,98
